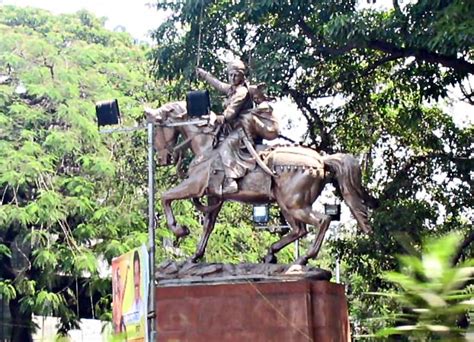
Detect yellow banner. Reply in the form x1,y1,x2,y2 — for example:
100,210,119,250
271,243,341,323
112,245,148,341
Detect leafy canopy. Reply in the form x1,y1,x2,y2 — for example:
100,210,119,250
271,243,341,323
150,0,473,335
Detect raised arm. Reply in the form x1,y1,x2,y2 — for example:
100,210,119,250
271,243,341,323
196,68,231,94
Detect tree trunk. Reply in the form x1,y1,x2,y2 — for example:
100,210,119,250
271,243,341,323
9,296,33,342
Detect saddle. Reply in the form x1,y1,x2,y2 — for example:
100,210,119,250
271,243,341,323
262,145,325,178
188,142,273,197
190,142,325,197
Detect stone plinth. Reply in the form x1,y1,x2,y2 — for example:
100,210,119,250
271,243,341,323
156,279,350,342
156,260,332,285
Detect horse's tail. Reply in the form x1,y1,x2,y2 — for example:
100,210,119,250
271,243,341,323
323,154,376,234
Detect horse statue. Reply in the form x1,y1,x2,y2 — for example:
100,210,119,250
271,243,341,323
146,101,376,265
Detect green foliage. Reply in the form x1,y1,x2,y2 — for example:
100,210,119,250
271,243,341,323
373,233,474,340
34,290,65,316
149,0,472,336
0,280,17,301
0,5,166,338
0,6,286,339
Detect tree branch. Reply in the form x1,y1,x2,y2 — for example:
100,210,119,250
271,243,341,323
287,89,334,152
364,53,404,74
297,18,355,55
297,18,474,75
367,40,474,75
297,53,402,100
453,227,474,265
379,152,470,202
392,0,402,16
459,81,474,105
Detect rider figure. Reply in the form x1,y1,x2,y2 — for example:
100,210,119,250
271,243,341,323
196,60,256,194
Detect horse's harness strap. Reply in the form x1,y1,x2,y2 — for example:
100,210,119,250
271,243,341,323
160,121,275,178
167,127,218,154
172,135,194,152
242,134,276,177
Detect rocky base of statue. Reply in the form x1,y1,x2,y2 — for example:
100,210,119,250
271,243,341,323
156,260,331,285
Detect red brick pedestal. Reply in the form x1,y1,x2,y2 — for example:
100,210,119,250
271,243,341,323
156,280,350,342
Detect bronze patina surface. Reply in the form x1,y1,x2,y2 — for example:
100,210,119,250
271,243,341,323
145,99,375,265
145,61,375,265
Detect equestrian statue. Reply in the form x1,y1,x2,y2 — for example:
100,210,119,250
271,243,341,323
145,60,377,265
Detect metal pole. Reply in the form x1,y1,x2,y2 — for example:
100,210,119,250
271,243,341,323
335,224,340,283
294,239,299,260
147,122,156,341
99,119,207,135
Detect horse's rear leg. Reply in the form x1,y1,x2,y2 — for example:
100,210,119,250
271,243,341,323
262,210,308,263
162,176,206,240
290,208,331,265
190,197,223,263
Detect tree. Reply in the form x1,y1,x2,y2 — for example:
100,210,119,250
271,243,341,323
150,0,473,334
0,6,162,340
0,6,287,339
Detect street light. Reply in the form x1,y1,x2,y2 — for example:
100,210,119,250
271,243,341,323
96,99,156,341
186,90,210,117
95,99,120,128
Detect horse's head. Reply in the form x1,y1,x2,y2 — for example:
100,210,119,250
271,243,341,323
248,83,275,104
144,102,187,166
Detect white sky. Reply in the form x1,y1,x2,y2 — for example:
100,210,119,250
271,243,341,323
0,0,395,42
1,0,167,43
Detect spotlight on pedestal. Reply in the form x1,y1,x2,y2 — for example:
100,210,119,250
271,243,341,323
324,203,341,221
252,204,269,225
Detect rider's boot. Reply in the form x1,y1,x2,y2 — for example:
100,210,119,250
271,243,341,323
222,177,238,194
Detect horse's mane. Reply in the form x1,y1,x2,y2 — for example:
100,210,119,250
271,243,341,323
147,101,187,122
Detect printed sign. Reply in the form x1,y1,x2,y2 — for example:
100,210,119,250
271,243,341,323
112,245,148,341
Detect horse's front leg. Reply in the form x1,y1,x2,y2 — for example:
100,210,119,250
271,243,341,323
161,176,207,240
162,192,189,240
189,197,223,263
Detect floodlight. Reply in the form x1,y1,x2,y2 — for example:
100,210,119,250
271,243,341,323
324,203,341,221
96,99,120,128
252,204,269,225
186,90,210,117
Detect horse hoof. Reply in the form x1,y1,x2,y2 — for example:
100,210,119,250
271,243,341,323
263,254,277,264
294,257,308,266
174,225,190,238
188,255,201,263
185,256,199,264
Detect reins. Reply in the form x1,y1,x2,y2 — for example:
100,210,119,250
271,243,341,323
160,120,219,156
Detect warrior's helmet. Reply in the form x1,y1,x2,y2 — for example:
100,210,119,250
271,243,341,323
227,59,246,75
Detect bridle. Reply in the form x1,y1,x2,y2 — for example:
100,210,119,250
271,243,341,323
155,119,219,166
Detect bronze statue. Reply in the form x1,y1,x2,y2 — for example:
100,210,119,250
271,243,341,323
144,97,374,265
196,60,275,194
245,83,279,141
